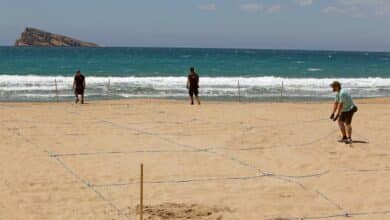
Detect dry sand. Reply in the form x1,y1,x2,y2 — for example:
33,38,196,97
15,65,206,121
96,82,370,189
0,98,390,220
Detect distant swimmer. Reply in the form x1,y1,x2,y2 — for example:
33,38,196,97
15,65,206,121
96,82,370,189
73,70,86,104
329,81,358,144
186,67,201,105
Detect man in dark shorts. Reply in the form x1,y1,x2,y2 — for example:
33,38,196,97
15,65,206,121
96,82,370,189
329,81,358,144
186,67,200,105
73,70,86,104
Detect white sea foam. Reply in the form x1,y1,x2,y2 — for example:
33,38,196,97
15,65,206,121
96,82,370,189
0,75,389,100
1,75,389,88
307,68,323,72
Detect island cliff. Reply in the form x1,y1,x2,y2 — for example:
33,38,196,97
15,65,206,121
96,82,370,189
15,27,99,47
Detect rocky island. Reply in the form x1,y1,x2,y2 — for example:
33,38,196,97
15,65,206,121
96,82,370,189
15,27,99,47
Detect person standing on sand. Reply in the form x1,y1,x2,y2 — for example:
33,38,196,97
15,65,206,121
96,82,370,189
186,67,201,105
73,70,86,104
329,81,358,144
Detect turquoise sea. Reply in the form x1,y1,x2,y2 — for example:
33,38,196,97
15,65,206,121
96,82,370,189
0,47,389,101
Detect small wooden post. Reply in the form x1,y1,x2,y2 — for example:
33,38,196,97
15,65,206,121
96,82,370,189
238,80,241,102
140,163,144,220
54,79,59,102
107,79,111,96
280,80,284,102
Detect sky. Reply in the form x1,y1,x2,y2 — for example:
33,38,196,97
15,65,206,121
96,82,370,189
1,0,390,51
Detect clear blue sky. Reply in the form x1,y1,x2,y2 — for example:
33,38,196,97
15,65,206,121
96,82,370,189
1,0,390,51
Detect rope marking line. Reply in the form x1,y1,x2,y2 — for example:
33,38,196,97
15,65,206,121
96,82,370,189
91,174,267,188
76,114,349,214
0,121,131,220
12,106,388,220
54,157,131,220
266,209,390,220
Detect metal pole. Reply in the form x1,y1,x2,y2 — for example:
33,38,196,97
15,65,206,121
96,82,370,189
54,79,59,102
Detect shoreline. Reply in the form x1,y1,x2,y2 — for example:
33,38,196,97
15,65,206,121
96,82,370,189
1,96,390,105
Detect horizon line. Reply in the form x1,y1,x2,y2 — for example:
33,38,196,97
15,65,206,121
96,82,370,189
0,45,389,53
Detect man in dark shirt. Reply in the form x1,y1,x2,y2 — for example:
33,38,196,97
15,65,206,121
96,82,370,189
73,70,86,104
186,67,200,105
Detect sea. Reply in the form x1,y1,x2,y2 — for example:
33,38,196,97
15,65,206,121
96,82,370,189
0,47,389,102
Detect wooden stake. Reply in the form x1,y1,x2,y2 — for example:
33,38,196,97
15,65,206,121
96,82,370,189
280,80,284,102
238,80,241,102
54,79,59,102
107,79,111,96
140,163,144,220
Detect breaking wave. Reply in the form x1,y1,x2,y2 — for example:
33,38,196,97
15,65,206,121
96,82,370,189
1,75,390,101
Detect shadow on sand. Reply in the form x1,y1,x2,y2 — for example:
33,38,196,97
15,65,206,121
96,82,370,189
351,140,369,144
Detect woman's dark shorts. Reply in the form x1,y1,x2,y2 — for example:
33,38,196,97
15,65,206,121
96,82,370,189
189,87,199,97
339,106,358,125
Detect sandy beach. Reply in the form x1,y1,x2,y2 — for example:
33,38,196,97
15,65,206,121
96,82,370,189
1,98,390,220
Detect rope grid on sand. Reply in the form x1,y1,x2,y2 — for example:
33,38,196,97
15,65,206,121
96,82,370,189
89,116,390,220
0,121,131,220
68,113,357,218
1,105,388,220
